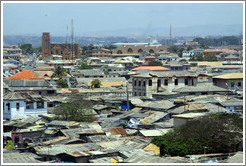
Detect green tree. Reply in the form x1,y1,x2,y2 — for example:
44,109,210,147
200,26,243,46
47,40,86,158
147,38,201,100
152,114,242,157
53,97,96,122
78,62,93,70
56,79,69,88
187,46,194,51
178,48,185,57
91,79,102,88
148,61,163,66
69,76,78,88
168,46,179,53
52,65,67,79
20,43,33,55
204,53,218,61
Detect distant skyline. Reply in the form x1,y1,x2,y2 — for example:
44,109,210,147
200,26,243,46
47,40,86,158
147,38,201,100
3,2,244,37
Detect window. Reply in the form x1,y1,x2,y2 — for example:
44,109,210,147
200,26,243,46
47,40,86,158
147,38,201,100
134,92,137,96
37,102,44,109
143,81,146,87
16,103,20,110
143,92,146,96
185,79,188,85
117,50,122,54
149,49,154,53
127,48,133,53
149,80,152,86
238,82,241,87
138,49,143,53
6,103,10,111
14,136,20,144
164,79,168,86
139,92,141,96
158,80,161,87
139,81,141,86
175,79,178,85
26,102,34,109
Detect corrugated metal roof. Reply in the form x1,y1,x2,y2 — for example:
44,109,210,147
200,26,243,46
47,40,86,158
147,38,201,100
107,127,127,135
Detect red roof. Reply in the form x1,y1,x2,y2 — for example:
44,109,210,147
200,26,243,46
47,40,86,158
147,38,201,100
7,70,44,80
131,66,170,71
204,49,235,53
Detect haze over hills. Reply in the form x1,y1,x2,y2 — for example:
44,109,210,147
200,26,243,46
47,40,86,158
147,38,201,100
3,24,243,47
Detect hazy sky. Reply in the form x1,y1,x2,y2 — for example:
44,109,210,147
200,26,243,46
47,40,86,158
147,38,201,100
3,2,244,36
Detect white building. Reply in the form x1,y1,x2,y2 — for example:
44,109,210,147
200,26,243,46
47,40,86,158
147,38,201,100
3,92,48,120
131,71,201,98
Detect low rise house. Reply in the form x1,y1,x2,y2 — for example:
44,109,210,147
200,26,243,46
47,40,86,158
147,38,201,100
172,112,208,128
72,69,105,78
3,92,48,120
34,70,71,85
163,61,191,71
213,73,243,91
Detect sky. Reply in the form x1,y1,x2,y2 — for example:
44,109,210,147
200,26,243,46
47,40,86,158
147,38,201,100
3,2,244,36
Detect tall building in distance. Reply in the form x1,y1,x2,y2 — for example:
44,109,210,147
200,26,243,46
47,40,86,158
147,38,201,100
41,32,81,61
160,25,177,47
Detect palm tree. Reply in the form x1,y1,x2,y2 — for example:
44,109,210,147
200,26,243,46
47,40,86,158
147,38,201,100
52,65,67,79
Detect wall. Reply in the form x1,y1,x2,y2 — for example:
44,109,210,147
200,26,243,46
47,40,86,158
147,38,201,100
3,100,48,120
173,118,189,128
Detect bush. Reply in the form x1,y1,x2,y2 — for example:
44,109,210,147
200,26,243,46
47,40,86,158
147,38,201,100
152,113,243,157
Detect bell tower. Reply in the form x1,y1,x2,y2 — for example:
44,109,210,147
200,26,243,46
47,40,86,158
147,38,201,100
42,32,51,59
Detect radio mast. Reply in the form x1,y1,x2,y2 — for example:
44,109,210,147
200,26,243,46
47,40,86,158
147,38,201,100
71,19,74,63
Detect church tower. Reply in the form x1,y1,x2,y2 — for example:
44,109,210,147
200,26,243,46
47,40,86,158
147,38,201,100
42,32,51,59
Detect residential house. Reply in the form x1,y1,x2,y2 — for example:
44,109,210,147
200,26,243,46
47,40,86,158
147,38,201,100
144,56,156,64
34,70,71,85
163,61,191,71
72,69,105,78
87,48,112,58
3,64,18,74
213,73,243,91
157,54,180,62
203,49,235,57
4,70,56,95
3,92,48,120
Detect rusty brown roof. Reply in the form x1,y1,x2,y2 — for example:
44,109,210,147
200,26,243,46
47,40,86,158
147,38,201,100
108,127,127,135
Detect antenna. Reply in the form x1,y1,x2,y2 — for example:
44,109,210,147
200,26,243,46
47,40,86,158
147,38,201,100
71,19,74,63
169,24,172,53
66,25,68,43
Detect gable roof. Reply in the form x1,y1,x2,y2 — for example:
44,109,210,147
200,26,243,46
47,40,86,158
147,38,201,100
132,66,170,71
7,70,44,80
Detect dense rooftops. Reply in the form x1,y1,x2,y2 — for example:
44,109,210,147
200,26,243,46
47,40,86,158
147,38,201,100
131,66,171,71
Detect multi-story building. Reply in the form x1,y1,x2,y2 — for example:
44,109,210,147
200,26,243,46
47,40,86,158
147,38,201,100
3,92,48,120
131,71,202,97
111,45,167,56
42,32,81,60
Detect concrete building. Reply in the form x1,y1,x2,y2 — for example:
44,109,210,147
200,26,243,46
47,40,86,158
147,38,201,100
213,73,243,91
111,45,167,56
131,71,199,97
3,92,48,120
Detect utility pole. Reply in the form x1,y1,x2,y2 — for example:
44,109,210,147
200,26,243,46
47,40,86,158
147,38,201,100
126,83,130,111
